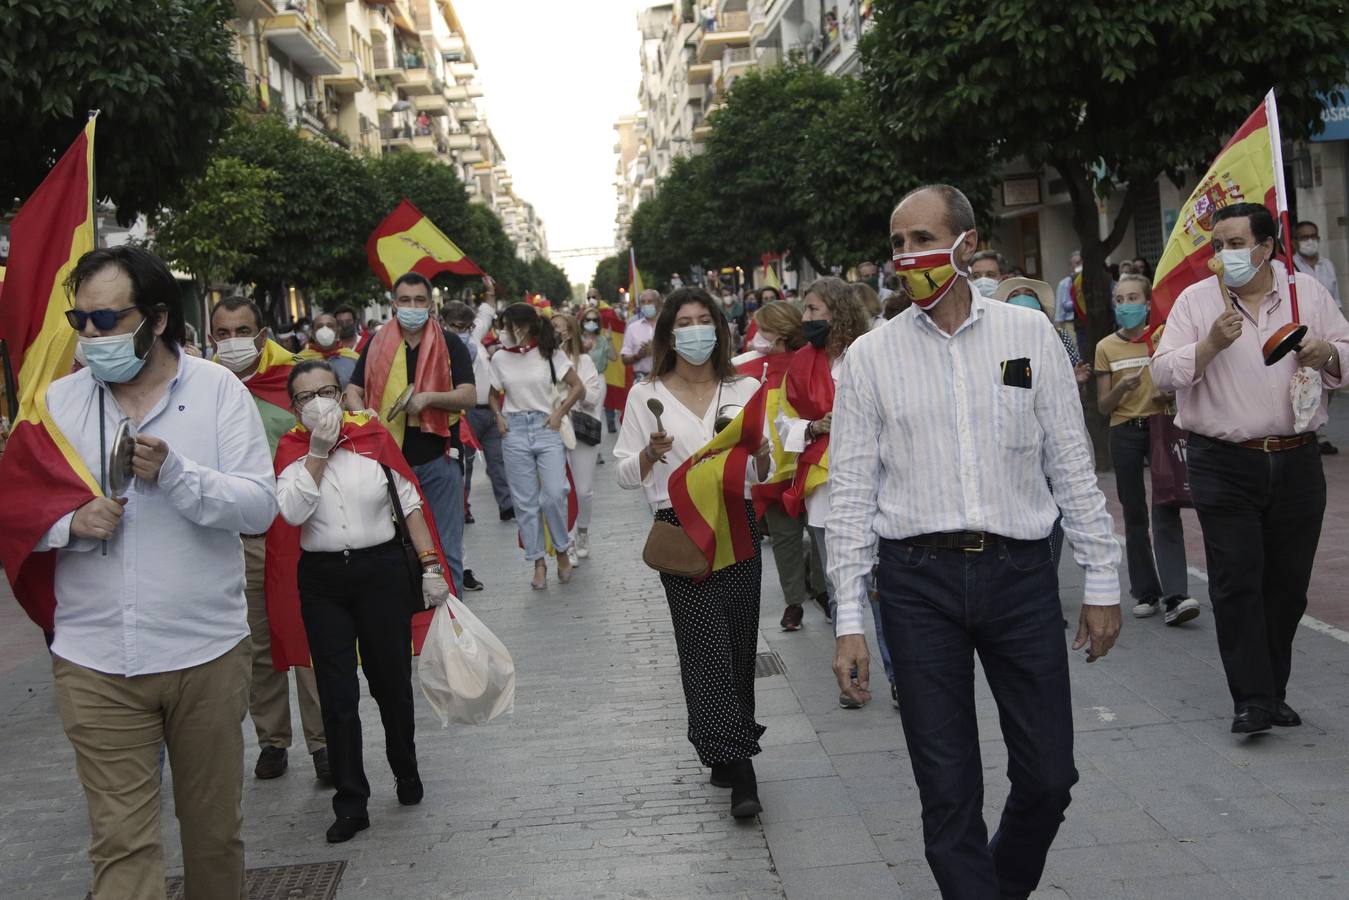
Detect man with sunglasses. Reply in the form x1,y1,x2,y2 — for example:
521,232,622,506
26,246,277,898
208,296,330,785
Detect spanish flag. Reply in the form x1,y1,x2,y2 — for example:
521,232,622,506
628,247,644,295
667,384,767,574
1151,91,1279,322
779,345,833,519
264,413,450,667
599,303,633,412
367,198,485,290
297,345,361,364
735,353,799,516
0,117,101,631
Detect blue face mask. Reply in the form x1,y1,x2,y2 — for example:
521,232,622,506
1007,295,1041,311
1114,302,1149,329
673,324,718,365
79,318,151,384
1217,245,1264,288
641,303,658,320
396,306,430,331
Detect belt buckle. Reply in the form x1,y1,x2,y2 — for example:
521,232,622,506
963,532,985,553
1261,436,1276,453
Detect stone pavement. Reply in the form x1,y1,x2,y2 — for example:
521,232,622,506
3,420,1349,899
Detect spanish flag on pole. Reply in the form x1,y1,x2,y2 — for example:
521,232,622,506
628,247,644,296
367,198,485,290
0,117,100,630
667,385,767,574
1151,91,1280,322
779,345,832,518
737,352,797,516
600,302,632,413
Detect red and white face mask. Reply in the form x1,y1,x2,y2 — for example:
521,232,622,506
892,231,969,310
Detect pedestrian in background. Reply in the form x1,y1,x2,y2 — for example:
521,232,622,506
616,286,772,819
621,289,662,381
277,360,451,843
1152,202,1349,735
1094,275,1196,626
490,303,586,590
446,300,513,528
551,312,604,561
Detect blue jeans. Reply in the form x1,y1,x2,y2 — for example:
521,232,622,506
876,536,1077,900
413,455,464,592
465,407,513,515
502,411,571,561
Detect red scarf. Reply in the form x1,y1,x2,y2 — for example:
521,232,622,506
498,340,539,355
1125,323,1165,356
364,323,452,437
780,345,835,518
263,415,451,668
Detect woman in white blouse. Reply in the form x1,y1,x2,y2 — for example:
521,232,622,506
275,360,450,844
550,313,604,562
615,287,771,821
489,303,586,590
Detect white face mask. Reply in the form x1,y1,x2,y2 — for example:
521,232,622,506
970,276,1000,298
300,395,341,430
1218,245,1265,288
500,329,518,349
216,335,263,373
1298,238,1319,258
314,326,337,348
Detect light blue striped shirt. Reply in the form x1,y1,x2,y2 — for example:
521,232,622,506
825,292,1121,638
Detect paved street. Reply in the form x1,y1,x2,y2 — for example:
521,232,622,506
3,414,1349,898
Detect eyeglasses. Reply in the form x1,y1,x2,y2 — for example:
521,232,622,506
291,385,341,407
66,306,139,331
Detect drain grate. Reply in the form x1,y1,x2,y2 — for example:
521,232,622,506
166,861,346,900
754,651,787,677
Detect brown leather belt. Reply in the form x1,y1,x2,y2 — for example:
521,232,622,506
905,531,1008,553
241,532,268,540
1233,433,1318,453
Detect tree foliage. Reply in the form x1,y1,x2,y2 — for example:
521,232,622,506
592,253,625,301
152,158,282,294
0,0,244,222
524,256,573,305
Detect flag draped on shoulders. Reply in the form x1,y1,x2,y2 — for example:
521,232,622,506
667,383,767,574
264,414,448,668
779,345,833,518
599,303,633,412
1151,92,1279,322
363,322,454,446
0,117,100,631
297,345,360,363
737,353,797,517
366,199,485,290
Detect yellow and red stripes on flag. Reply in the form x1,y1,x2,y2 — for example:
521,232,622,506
296,345,361,363
738,353,797,516
628,247,644,296
1151,93,1278,322
668,384,767,574
376,340,413,446
0,117,100,630
366,198,485,290
600,304,633,412
224,338,297,411
779,346,833,518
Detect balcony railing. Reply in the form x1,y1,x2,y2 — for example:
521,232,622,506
716,10,750,32
724,47,754,66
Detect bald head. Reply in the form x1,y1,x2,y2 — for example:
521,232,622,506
890,185,975,246
889,184,978,258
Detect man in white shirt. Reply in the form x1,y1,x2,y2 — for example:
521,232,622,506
620,289,663,380
1293,220,1343,455
827,186,1122,900
36,247,277,899
448,300,513,526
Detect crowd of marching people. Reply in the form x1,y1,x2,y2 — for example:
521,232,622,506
2,177,1346,900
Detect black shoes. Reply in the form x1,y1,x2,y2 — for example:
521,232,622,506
312,748,331,785
462,569,484,592
780,604,803,631
499,508,516,521
728,760,762,819
397,776,424,806
465,510,475,524
1231,707,1272,734
326,815,369,843
254,746,287,779
1272,701,1302,728
709,763,734,788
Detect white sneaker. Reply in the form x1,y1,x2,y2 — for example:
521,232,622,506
567,547,579,567
1132,599,1160,618
576,531,590,559
1165,597,1201,626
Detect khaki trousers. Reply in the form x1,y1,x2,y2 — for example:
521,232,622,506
53,639,250,900
243,535,325,752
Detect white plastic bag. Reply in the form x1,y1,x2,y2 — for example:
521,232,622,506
1290,366,1322,433
418,597,515,726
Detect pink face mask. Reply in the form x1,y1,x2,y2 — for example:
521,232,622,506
749,333,775,354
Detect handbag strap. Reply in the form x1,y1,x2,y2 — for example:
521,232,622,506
380,464,413,545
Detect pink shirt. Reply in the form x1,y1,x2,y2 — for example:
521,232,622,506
1151,268,1349,442
620,316,657,376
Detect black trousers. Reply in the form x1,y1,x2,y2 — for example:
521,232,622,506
656,504,766,767
1186,434,1326,713
298,541,419,819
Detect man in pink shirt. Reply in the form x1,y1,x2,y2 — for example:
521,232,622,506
1152,202,1349,735
621,289,662,380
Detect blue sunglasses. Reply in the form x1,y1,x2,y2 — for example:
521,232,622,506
66,306,140,331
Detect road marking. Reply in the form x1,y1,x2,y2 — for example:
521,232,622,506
1186,565,1349,646
1091,706,1117,723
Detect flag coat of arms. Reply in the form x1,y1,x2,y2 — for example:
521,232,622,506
0,118,100,630
367,199,485,289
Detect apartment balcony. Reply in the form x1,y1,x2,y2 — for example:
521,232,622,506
723,46,754,73
748,0,767,35
411,131,438,155
372,48,407,83
441,34,467,58
326,51,366,93
380,123,414,149
697,11,751,63
454,102,479,122
687,61,714,84
402,65,436,95
449,61,476,80
444,84,469,102
459,149,484,164
264,9,343,76
287,103,328,138
446,132,475,150
234,0,278,19
414,91,448,113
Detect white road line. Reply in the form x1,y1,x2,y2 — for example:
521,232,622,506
1186,564,1349,645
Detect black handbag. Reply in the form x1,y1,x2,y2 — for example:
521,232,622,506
381,465,427,616
570,408,603,446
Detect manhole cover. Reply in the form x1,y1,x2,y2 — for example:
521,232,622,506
166,861,346,900
754,651,787,677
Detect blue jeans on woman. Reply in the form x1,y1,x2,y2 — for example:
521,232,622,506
502,411,571,561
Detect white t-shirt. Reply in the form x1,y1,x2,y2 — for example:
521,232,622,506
489,347,573,415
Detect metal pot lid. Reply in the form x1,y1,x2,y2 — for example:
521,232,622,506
107,417,136,497
388,385,415,419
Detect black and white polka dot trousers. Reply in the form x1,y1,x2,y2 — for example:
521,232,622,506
656,503,767,767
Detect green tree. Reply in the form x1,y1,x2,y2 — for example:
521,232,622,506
592,253,624,301
523,256,572,305
862,0,1349,354
152,158,282,297
461,202,526,299
0,0,243,221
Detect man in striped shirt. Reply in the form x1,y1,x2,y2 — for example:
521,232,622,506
826,185,1122,900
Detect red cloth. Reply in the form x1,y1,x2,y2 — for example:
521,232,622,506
263,416,450,669
363,323,452,438
780,345,835,518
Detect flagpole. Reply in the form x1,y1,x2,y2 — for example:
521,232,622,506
1265,90,1300,323
87,110,100,251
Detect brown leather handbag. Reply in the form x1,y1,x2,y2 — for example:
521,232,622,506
642,520,710,579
